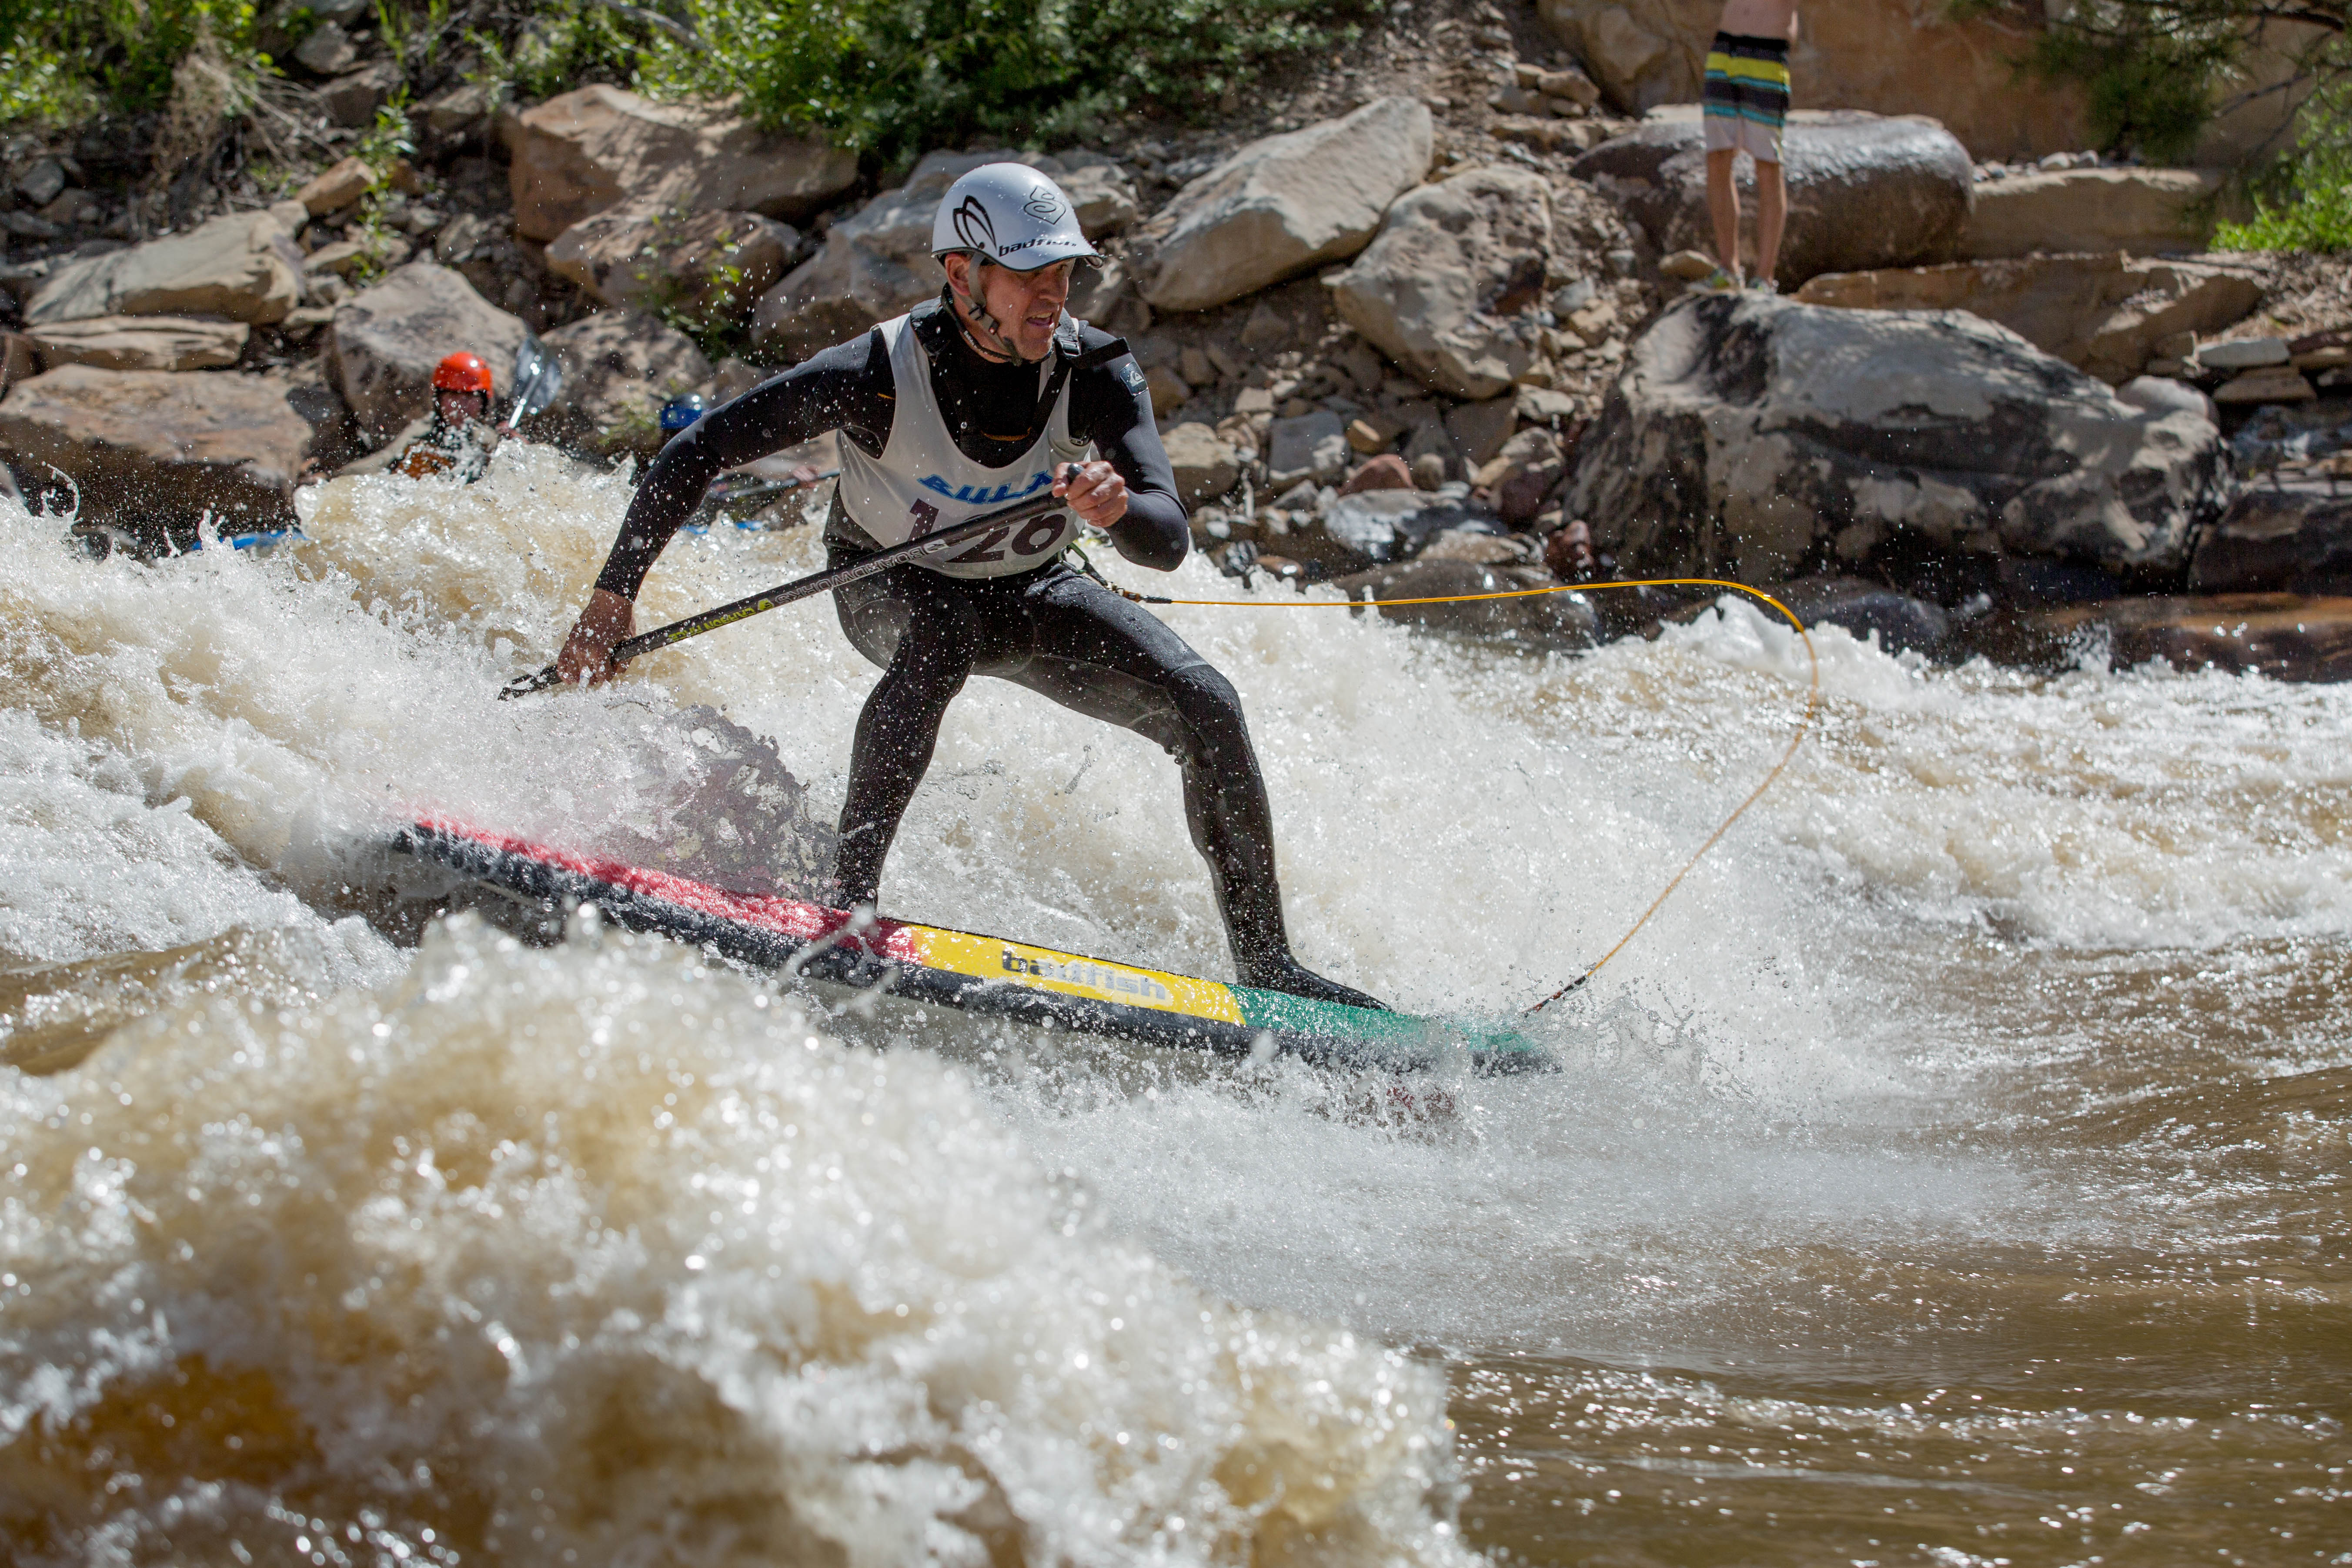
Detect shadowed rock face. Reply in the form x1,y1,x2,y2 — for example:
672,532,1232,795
1570,292,2227,590
1570,110,1972,289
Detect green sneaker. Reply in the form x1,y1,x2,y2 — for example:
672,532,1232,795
1700,267,1742,292
1747,275,1779,295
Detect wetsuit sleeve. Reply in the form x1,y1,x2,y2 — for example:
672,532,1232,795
592,331,895,600
1071,351,1188,573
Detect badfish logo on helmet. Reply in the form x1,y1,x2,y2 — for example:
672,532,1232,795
1022,183,1068,224
951,195,998,254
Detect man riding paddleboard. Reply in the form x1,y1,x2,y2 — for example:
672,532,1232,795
552,164,1383,1010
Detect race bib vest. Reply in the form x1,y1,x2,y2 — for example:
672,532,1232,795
837,313,1094,579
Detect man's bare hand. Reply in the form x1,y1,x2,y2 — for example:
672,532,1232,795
555,588,636,686
1053,459,1128,529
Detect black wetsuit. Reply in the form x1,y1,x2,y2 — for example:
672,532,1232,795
593,295,1382,1008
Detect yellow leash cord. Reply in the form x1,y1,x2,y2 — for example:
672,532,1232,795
1094,571,1822,1015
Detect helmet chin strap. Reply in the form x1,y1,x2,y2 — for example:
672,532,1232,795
949,256,1038,364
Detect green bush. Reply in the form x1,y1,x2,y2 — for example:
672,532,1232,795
0,0,258,124
2216,75,2352,252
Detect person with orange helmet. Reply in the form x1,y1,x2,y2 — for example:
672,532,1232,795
394,351,501,480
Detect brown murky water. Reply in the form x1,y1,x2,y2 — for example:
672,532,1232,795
3,461,2345,1564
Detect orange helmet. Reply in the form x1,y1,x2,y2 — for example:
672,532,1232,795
431,351,494,396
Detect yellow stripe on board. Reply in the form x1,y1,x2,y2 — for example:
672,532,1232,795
910,927,1248,1023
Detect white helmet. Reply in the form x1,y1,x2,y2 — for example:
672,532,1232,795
931,163,1099,271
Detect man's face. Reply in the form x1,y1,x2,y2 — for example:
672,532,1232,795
436,388,488,427
943,252,1075,362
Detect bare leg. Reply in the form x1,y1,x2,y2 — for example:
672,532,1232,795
1754,157,1787,288
1706,147,1743,282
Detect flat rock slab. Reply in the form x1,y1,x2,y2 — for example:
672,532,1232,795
1320,487,1503,566
27,207,306,326
1163,421,1241,504
2028,594,2352,682
325,261,529,441
0,364,322,533
1961,168,2226,261
1132,97,1433,313
29,314,249,371
1794,253,2265,384
1570,291,2226,588
2189,478,2352,595
548,204,802,320
1570,109,1971,289
509,85,858,241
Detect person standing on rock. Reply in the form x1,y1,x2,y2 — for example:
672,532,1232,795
393,351,501,481
549,164,1385,1010
1701,0,1797,292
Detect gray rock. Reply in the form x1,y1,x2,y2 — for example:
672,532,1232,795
321,61,404,130
1321,487,1502,565
2117,374,2218,424
2199,336,2290,370
325,262,530,440
752,150,1028,360
1163,420,1241,503
1570,291,2226,588
17,157,65,208
548,204,801,321
1329,165,1557,400
1445,397,1519,469
1570,109,1972,289
27,207,304,326
1328,557,1597,648
2188,479,2352,596
1776,575,1953,657
1131,97,1433,313
1265,409,1349,489
292,20,358,74
536,308,714,461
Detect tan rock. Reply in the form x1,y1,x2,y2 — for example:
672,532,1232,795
321,61,402,130
508,84,859,243
28,315,248,372
1444,397,1519,469
2027,594,2352,682
1052,159,1139,238
2213,365,2315,405
536,308,714,460
1162,421,1241,503
1339,453,1414,495
1346,418,1387,455
1961,168,2228,261
326,262,530,439
1537,0,2092,161
1794,253,2264,384
548,204,800,321
1659,248,1717,281
296,156,375,217
0,365,323,532
27,208,303,326
1330,165,1557,400
1133,97,1434,313
304,235,412,277
1143,363,1192,417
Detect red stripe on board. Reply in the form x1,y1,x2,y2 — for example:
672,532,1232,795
414,816,929,964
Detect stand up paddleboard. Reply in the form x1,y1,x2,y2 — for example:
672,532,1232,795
391,821,1553,1075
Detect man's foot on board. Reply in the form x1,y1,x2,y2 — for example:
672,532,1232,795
1238,954,1390,1011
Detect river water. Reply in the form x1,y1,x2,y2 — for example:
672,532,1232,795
3,445,2345,1566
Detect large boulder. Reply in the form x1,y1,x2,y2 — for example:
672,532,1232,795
1535,0,2092,161
0,365,323,536
2188,480,2352,596
537,309,713,462
28,315,248,371
1570,292,2226,588
1961,168,2229,260
1330,165,1557,401
507,85,859,242
324,262,530,441
751,150,1027,361
26,206,305,326
1794,253,2265,384
547,204,802,321
1130,97,1434,313
1329,557,1597,648
1570,109,1971,289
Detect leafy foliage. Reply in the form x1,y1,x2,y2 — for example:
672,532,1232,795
0,0,261,122
2217,75,2352,249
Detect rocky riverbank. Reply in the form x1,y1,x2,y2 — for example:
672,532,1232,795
3,0,2350,679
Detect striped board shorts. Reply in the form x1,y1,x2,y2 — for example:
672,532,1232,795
1703,31,1791,162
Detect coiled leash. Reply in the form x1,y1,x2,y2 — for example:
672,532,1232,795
1075,553,1822,1015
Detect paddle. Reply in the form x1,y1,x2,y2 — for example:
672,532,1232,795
503,334,564,429
500,484,1073,699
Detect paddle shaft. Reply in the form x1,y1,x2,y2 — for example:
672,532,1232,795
501,486,1072,699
